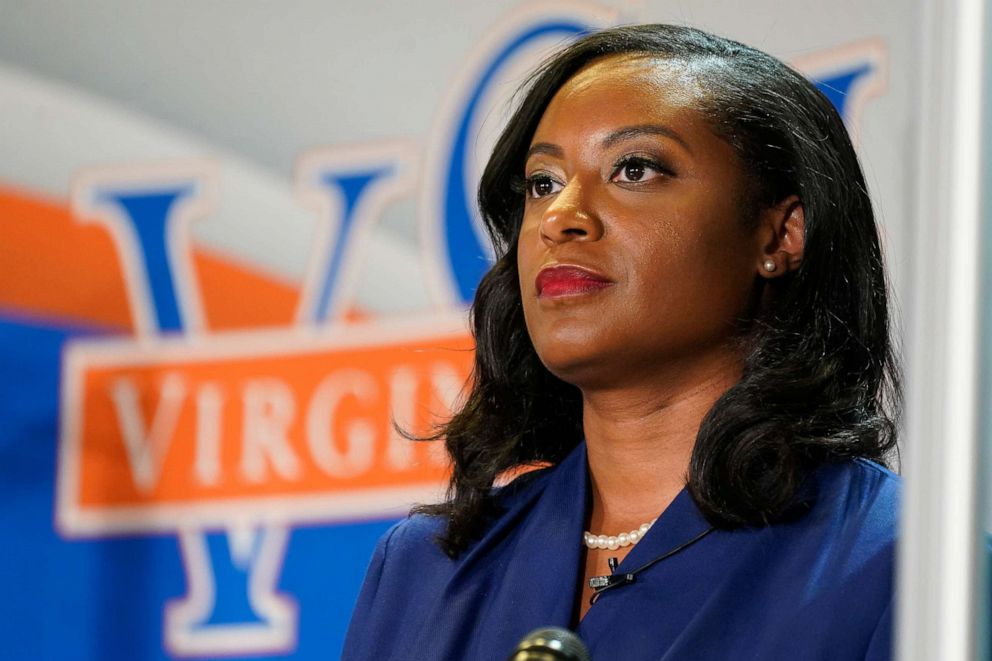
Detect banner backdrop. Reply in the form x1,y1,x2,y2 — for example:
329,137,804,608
0,1,916,659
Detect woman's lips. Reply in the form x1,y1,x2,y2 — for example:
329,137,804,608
535,265,614,298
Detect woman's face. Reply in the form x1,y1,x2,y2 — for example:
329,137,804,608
516,54,766,389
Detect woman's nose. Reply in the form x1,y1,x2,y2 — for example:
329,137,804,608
540,179,603,245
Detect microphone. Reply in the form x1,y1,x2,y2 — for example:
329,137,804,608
507,627,591,661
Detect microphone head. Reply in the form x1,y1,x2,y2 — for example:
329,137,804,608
507,627,591,661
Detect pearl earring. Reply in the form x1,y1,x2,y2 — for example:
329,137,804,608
763,259,777,273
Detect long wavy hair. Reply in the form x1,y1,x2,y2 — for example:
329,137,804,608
415,24,901,557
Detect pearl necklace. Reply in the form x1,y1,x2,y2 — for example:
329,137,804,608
583,517,657,550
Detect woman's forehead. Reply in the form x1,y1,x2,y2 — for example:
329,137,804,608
558,54,706,106
530,55,715,149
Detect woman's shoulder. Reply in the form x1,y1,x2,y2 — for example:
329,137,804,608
818,457,900,511
850,456,901,484
803,456,901,548
371,514,449,567
374,464,557,560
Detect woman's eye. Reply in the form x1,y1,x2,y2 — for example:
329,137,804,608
611,157,665,184
526,175,563,199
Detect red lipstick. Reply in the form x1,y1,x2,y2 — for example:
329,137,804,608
535,265,613,298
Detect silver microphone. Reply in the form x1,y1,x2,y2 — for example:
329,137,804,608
507,627,591,661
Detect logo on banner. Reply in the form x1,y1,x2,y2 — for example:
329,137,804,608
53,4,887,657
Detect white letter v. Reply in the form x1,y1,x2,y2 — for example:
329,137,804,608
109,373,187,493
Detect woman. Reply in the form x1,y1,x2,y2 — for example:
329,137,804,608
343,24,899,660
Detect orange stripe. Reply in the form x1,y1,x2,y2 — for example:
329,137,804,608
0,184,133,330
0,183,358,331
192,247,301,330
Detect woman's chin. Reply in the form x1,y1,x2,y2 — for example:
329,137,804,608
537,347,632,392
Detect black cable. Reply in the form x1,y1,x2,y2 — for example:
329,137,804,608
588,527,716,604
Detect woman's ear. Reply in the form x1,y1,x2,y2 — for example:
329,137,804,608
757,195,805,278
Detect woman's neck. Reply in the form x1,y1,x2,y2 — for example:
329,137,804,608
581,350,742,531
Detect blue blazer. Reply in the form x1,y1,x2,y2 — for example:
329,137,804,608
343,442,899,660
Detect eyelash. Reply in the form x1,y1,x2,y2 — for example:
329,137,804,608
515,155,672,199
519,173,562,199
610,155,671,183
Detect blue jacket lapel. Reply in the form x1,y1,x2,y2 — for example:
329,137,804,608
416,443,589,659
577,485,713,639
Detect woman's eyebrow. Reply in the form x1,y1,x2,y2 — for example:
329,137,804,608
601,124,692,154
525,142,564,160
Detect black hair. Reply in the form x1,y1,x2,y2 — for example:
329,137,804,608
414,24,900,557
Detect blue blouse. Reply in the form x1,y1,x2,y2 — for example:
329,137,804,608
342,442,899,660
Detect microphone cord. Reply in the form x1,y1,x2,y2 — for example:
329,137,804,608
588,526,715,604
